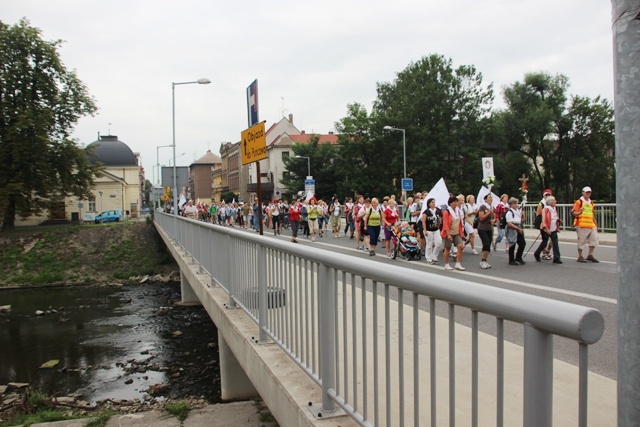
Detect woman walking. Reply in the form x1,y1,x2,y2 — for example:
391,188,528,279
363,197,383,256
441,196,466,271
476,194,495,269
289,199,302,243
422,198,443,264
505,197,526,265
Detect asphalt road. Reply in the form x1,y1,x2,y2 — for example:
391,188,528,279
245,223,618,381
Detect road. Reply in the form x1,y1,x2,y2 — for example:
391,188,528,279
242,223,618,381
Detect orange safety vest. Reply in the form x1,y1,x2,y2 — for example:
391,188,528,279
573,199,596,229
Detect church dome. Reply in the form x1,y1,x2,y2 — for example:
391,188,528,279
86,135,137,166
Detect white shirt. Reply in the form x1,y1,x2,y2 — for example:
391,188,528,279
506,207,522,225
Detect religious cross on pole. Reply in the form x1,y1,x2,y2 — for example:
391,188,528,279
518,174,529,205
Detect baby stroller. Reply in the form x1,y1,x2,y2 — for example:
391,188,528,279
391,224,422,261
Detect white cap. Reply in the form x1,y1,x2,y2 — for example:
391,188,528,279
582,186,592,193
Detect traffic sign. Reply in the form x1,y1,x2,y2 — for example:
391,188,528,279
402,178,413,191
304,178,315,196
241,121,267,165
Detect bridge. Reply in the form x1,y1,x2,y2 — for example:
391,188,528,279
153,212,616,426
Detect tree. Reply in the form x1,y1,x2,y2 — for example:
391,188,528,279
500,72,615,201
0,19,99,231
372,54,494,196
280,134,342,201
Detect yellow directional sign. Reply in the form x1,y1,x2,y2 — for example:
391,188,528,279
241,121,267,165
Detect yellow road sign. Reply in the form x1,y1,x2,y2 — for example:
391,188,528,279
241,121,267,165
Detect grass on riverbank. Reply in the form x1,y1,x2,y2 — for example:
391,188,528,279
0,221,175,287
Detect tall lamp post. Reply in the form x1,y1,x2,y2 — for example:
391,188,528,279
295,155,311,177
383,126,406,182
172,78,211,217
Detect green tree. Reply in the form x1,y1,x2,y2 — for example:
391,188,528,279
281,135,342,201
373,54,494,196
500,72,615,201
0,19,99,231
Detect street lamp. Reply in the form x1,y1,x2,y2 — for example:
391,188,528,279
295,155,311,177
156,144,172,185
169,152,186,166
172,78,211,217
383,125,406,181
98,191,103,213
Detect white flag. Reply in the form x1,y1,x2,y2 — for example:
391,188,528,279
421,177,450,215
178,194,187,207
476,186,499,208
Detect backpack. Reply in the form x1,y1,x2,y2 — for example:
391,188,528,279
500,209,513,229
533,202,543,229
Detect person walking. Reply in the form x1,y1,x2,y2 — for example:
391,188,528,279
572,186,599,263
382,199,399,257
363,197,383,256
422,198,442,264
540,196,562,263
464,194,479,255
476,194,494,269
505,197,526,265
288,199,301,243
353,195,365,250
533,189,554,261
441,196,466,271
330,197,342,238
307,198,319,242
493,194,509,252
344,197,354,238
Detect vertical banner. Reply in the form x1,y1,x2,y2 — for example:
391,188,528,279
246,79,259,127
482,157,494,179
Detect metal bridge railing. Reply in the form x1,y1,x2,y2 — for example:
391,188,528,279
155,212,605,427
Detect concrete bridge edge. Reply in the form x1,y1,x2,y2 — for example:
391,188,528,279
155,223,359,427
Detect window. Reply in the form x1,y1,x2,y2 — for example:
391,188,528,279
282,151,290,160
88,198,96,212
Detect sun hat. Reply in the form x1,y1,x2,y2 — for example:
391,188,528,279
582,186,592,192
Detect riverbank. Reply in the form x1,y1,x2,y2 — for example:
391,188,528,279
0,221,175,287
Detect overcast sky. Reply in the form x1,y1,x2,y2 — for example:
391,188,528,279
2,1,614,184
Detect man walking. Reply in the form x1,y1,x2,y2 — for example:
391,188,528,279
572,186,599,263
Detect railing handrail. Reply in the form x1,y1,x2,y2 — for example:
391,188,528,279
155,211,607,426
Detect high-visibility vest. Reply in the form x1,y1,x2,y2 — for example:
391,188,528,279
573,199,596,228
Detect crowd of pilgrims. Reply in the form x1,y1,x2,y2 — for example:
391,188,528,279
166,189,566,271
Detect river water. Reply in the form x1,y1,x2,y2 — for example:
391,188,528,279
0,282,220,403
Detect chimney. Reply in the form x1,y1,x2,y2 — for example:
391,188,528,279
328,131,334,135
301,130,306,135
288,113,293,124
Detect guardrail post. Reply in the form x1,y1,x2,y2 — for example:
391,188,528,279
319,263,337,414
523,323,553,427
257,243,268,342
227,233,236,308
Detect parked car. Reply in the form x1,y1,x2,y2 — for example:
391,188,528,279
94,210,122,224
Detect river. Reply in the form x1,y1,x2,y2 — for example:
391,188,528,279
0,282,220,403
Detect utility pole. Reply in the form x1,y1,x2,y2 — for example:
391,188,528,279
613,1,640,425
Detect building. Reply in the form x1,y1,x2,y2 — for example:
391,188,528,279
189,150,221,203
219,141,249,202
81,135,144,219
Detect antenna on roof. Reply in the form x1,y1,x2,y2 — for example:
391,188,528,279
281,97,286,118
108,122,112,135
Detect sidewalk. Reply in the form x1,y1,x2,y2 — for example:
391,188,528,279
26,401,278,427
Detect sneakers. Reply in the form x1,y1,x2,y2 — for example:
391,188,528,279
311,237,316,242
577,256,587,263
509,260,519,266
369,250,376,256
356,246,364,250
492,242,497,251
426,259,433,264
454,263,466,271
431,260,440,265
472,249,479,255
587,255,600,263
542,254,552,260
553,259,563,264
444,264,454,271
480,261,491,269
515,258,526,265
